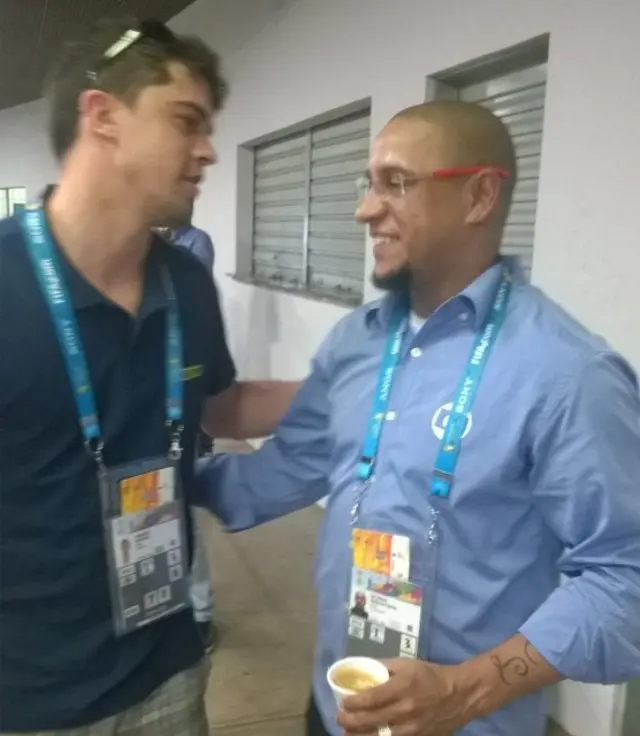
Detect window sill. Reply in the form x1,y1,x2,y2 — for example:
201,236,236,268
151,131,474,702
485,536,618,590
227,273,362,309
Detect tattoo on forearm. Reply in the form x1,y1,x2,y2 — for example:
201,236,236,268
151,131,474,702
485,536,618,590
490,641,540,686
523,640,540,666
490,655,529,685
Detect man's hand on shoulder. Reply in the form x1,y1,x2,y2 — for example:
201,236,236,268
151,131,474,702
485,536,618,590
202,379,303,440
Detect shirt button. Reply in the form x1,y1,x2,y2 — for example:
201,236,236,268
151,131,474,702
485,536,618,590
459,312,469,321
410,347,422,358
386,411,397,421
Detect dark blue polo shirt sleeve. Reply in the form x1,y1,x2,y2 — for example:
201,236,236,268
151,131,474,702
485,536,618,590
203,274,236,396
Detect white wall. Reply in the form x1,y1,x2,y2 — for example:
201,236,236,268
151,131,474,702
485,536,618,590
169,0,296,52
186,1,640,734
0,99,57,194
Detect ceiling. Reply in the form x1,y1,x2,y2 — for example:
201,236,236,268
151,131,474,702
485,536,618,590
0,0,198,111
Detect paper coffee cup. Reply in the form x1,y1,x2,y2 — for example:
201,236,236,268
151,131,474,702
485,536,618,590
327,656,389,705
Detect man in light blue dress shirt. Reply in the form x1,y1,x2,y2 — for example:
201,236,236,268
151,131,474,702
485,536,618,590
171,221,215,276
165,217,218,653
194,101,640,735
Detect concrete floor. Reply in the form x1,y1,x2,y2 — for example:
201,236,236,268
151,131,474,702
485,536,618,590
200,441,569,736
200,505,318,735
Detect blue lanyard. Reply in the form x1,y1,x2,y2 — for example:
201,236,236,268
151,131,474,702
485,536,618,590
355,269,512,508
21,205,184,462
430,271,511,497
357,307,407,483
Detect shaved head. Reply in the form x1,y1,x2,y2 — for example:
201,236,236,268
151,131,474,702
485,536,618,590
392,101,517,214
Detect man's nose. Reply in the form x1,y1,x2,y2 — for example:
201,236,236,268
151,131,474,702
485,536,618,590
355,189,386,224
197,136,217,166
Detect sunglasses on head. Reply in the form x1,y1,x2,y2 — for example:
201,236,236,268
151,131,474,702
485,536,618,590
87,19,177,83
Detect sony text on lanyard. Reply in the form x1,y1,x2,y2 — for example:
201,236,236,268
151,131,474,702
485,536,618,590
20,204,185,467
354,269,512,515
431,270,511,497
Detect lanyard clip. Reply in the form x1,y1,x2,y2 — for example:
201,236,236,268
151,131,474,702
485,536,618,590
431,468,453,498
356,455,375,482
167,421,184,461
84,437,105,467
350,477,373,526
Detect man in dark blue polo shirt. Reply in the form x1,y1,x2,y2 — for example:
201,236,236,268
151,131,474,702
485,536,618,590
0,16,298,736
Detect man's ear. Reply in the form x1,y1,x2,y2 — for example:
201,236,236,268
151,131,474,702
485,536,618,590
463,171,502,226
77,89,121,147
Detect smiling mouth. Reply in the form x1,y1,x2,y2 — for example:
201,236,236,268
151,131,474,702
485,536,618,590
372,234,398,249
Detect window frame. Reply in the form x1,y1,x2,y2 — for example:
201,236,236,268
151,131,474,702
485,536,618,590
0,186,27,219
235,100,371,308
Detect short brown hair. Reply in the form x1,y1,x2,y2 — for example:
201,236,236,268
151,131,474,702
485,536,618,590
45,17,228,160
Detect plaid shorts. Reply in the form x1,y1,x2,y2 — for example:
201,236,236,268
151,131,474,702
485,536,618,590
3,660,210,736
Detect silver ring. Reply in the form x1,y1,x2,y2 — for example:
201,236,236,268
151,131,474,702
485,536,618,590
378,727,392,736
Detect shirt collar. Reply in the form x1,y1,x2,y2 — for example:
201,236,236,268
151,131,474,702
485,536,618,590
365,256,524,332
172,225,193,240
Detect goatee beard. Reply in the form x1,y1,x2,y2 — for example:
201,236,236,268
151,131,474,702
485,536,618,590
372,267,412,294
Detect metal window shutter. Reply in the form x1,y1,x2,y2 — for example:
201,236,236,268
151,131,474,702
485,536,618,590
251,112,370,302
252,133,308,288
308,112,370,301
459,64,547,280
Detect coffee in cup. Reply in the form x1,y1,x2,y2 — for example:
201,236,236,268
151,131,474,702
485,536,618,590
327,656,389,704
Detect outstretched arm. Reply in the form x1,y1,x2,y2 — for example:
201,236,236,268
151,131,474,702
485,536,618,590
202,380,302,440
193,353,333,530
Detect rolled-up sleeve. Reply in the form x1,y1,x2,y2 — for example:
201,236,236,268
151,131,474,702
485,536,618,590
192,340,334,531
520,350,640,683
